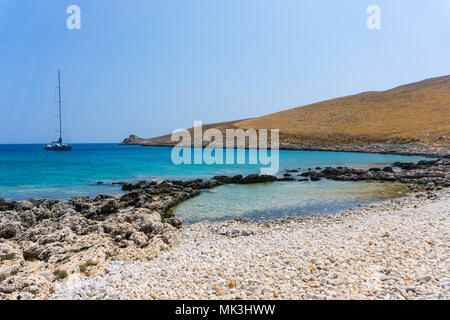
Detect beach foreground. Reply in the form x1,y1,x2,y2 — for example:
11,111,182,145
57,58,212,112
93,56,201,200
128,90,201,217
53,188,449,300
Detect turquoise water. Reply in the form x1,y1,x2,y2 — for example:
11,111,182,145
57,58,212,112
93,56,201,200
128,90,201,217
172,180,408,224
0,144,426,202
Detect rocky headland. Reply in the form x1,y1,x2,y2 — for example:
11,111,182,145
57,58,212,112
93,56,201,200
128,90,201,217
122,75,450,159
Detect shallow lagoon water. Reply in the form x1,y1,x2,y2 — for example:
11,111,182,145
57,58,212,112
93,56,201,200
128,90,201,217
171,180,408,224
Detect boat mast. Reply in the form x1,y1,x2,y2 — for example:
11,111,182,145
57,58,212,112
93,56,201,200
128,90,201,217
58,69,62,144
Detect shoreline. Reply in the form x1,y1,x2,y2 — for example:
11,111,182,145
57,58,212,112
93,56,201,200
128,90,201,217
53,188,450,300
1,158,449,299
120,141,450,159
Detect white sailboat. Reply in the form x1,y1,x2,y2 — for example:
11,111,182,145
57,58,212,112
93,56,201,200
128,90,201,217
45,69,72,151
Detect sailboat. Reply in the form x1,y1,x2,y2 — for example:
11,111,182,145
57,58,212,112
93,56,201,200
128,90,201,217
45,69,72,151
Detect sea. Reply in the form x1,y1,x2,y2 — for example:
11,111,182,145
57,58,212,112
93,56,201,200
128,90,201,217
0,144,427,223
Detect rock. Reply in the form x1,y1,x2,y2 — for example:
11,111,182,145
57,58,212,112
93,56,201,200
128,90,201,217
0,278,24,294
0,242,24,283
213,175,243,184
137,212,164,234
392,160,439,171
419,276,432,282
240,174,277,184
290,159,450,188
277,177,295,181
121,181,148,191
0,222,22,239
130,232,149,248
219,228,255,237
98,198,119,215
120,135,142,145
167,218,182,229
418,160,440,166
310,177,321,181
22,242,48,261
0,178,213,298
0,198,9,211
119,192,141,205
181,179,220,190
10,200,35,211
228,279,237,289
213,174,277,185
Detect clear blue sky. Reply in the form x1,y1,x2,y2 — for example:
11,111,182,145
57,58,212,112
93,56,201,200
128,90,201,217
1,0,449,143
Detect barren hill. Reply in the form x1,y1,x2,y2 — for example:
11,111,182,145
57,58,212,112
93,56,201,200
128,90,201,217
122,75,450,155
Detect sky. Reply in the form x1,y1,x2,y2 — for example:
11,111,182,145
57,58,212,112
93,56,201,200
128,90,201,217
0,0,449,143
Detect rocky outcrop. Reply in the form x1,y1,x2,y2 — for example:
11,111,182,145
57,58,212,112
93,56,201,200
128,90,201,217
298,158,450,187
0,198,9,211
0,180,207,300
120,135,146,145
212,174,277,184
391,160,439,170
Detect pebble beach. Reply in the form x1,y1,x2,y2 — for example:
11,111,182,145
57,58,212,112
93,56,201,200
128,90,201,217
53,188,450,300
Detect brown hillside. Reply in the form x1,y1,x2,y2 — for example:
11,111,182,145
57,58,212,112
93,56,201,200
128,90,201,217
235,75,450,145
123,75,450,147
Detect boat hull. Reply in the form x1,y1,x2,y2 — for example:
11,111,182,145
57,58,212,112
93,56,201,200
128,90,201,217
44,145,72,151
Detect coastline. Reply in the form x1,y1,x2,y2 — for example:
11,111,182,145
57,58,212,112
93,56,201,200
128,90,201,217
1,158,449,300
53,188,450,300
3,0,450,304
121,141,450,159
